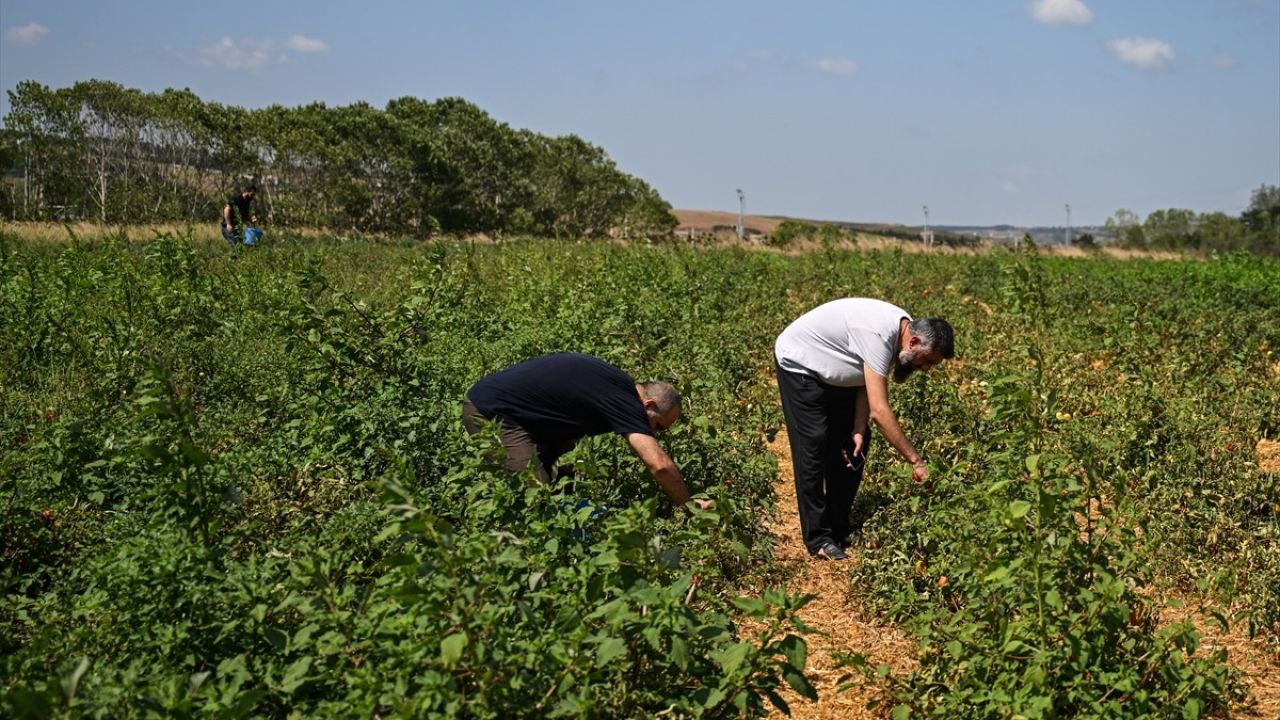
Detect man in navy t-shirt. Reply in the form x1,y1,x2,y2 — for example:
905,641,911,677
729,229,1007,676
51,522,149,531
463,353,712,509
221,183,257,245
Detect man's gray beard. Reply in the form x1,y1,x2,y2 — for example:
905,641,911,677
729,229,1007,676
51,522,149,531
892,349,918,383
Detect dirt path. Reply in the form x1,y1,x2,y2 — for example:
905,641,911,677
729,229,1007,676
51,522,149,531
753,428,916,719
1157,600,1280,718
751,428,1280,718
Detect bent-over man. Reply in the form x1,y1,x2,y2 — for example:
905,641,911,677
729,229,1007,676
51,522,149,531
221,183,257,245
462,352,712,510
774,298,954,560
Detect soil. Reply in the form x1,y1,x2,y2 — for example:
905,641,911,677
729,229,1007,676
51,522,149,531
1257,438,1280,475
742,427,916,719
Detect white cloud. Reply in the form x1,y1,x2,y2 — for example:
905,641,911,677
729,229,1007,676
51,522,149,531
1029,0,1094,26
283,35,328,53
816,57,858,76
1210,52,1238,70
1108,37,1175,71
198,34,329,72
200,37,272,72
7,22,49,46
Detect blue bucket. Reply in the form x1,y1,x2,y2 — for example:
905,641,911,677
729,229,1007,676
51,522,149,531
244,228,264,246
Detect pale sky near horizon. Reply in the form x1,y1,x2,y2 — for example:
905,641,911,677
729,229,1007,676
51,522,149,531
1,1,1277,227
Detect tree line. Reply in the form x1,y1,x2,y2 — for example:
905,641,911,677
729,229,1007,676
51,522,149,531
0,79,677,238
1097,185,1280,257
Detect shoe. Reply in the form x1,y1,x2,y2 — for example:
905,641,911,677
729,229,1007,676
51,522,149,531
814,541,847,561
837,532,861,549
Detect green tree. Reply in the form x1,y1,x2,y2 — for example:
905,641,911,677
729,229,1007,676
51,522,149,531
1240,184,1280,256
1103,208,1145,249
1143,208,1196,250
1196,211,1241,253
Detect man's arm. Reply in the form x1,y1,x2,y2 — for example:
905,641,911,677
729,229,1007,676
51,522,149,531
852,388,869,456
626,433,710,508
863,367,928,481
223,204,234,228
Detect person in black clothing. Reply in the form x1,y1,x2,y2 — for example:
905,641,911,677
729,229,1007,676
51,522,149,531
221,183,257,245
462,353,713,510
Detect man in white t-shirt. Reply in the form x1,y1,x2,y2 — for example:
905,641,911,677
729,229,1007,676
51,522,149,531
774,298,955,560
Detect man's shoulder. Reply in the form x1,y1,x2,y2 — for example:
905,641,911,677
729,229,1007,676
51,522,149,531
548,352,628,374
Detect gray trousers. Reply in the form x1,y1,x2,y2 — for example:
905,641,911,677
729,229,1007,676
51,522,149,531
461,398,575,483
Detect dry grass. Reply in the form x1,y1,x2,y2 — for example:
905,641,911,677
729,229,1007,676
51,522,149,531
1258,438,1280,475
1154,594,1280,719
4,217,1208,263
671,210,1201,261
0,221,343,245
0,221,220,244
737,422,916,719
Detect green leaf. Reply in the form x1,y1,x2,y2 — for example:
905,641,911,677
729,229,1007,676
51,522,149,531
764,688,791,715
1025,454,1041,475
718,642,752,675
1009,500,1032,519
671,636,690,672
1183,698,1202,720
731,596,767,616
778,635,807,671
701,687,727,709
891,704,912,720
595,636,628,668
783,666,818,701
280,657,311,693
441,632,468,668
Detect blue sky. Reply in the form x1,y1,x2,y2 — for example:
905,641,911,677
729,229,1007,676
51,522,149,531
1,0,1277,226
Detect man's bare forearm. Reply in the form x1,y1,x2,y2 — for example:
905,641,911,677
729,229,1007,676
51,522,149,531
870,408,922,465
653,465,692,505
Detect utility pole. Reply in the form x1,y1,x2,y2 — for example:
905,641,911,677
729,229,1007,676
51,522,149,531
736,189,745,241
1065,203,1072,246
922,204,931,247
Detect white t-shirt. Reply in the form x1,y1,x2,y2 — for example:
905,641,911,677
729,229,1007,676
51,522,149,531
774,298,910,387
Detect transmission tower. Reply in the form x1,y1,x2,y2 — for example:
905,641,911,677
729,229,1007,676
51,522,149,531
1065,203,1072,246
922,204,932,247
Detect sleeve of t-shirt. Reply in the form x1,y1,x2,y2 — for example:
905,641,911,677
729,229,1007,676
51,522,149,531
850,327,895,377
866,336,894,376
596,381,653,437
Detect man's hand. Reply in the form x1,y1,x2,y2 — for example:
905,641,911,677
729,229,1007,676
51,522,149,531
911,459,929,484
692,498,715,511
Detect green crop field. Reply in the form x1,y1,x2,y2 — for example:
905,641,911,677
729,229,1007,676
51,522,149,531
2,227,1278,718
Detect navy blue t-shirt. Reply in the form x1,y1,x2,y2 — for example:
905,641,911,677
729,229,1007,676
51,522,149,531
467,353,653,443
226,193,253,230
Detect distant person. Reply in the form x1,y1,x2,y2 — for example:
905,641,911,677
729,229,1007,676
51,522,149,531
221,183,257,245
462,352,713,511
774,299,954,560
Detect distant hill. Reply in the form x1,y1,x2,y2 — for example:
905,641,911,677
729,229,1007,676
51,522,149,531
673,210,1106,246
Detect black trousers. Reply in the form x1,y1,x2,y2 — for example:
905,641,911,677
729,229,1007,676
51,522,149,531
776,364,870,554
